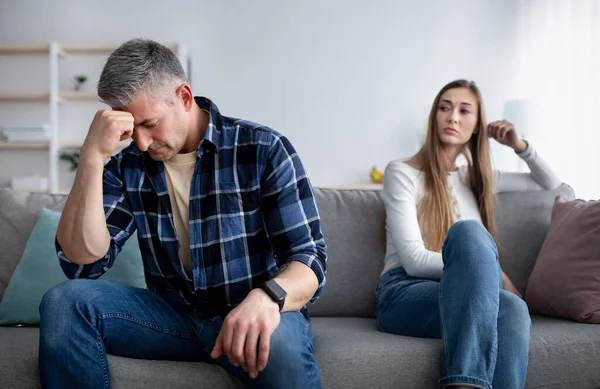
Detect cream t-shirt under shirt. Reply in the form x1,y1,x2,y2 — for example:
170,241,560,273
164,151,197,277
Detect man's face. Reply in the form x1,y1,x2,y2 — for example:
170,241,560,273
121,90,188,161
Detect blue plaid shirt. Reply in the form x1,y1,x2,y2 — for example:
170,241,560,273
57,97,327,316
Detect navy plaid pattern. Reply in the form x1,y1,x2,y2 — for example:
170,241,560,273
56,97,327,315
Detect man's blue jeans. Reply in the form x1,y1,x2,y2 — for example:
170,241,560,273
39,279,321,389
376,220,531,389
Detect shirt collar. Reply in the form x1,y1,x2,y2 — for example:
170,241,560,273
194,96,224,155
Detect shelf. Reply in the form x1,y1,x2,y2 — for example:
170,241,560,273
29,188,50,194
0,43,178,55
0,91,100,102
0,141,49,150
59,43,120,54
59,42,178,54
0,140,131,151
0,93,49,102
59,143,84,149
59,91,99,101
0,44,49,55
60,140,131,150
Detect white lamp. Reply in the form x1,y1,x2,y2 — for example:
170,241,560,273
503,99,541,140
503,99,541,171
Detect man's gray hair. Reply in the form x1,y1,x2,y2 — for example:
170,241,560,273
97,38,188,108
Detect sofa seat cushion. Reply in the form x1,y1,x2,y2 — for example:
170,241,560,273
0,327,40,389
526,315,600,388
310,316,600,389
1,316,599,389
0,327,242,389
312,317,441,388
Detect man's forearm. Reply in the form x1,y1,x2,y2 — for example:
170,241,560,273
56,158,110,264
273,261,319,312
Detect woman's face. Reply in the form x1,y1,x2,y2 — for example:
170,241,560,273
436,87,479,147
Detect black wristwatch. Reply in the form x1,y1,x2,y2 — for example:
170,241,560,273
259,279,287,312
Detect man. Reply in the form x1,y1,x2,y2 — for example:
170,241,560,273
39,39,327,389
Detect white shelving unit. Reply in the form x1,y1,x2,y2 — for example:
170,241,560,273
0,42,190,193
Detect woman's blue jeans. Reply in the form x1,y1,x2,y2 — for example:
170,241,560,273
377,220,531,389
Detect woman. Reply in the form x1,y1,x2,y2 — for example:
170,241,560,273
377,80,561,389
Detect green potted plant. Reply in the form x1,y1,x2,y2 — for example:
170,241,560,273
59,151,79,171
74,74,88,91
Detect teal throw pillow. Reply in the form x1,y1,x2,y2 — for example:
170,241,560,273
0,208,146,325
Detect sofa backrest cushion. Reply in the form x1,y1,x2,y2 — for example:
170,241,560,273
0,185,576,317
494,184,575,296
308,185,575,317
308,188,386,318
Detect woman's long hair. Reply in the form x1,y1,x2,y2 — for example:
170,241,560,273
416,80,495,251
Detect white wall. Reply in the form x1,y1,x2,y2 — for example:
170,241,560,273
6,0,588,196
510,0,600,200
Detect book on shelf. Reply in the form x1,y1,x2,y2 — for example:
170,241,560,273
2,124,51,142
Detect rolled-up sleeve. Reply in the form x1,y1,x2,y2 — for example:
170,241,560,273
260,135,327,302
56,155,137,279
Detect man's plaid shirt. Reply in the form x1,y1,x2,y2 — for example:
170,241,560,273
56,97,327,315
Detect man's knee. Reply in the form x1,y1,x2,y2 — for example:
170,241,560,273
257,312,320,388
39,278,123,327
40,279,96,315
39,280,98,352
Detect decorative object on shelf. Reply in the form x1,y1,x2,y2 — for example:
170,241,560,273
370,166,384,184
73,74,88,91
59,151,79,171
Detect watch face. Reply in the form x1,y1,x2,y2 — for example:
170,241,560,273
266,279,287,300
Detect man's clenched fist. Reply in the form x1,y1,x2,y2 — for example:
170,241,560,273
80,110,134,164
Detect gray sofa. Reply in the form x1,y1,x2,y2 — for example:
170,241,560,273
1,185,599,388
